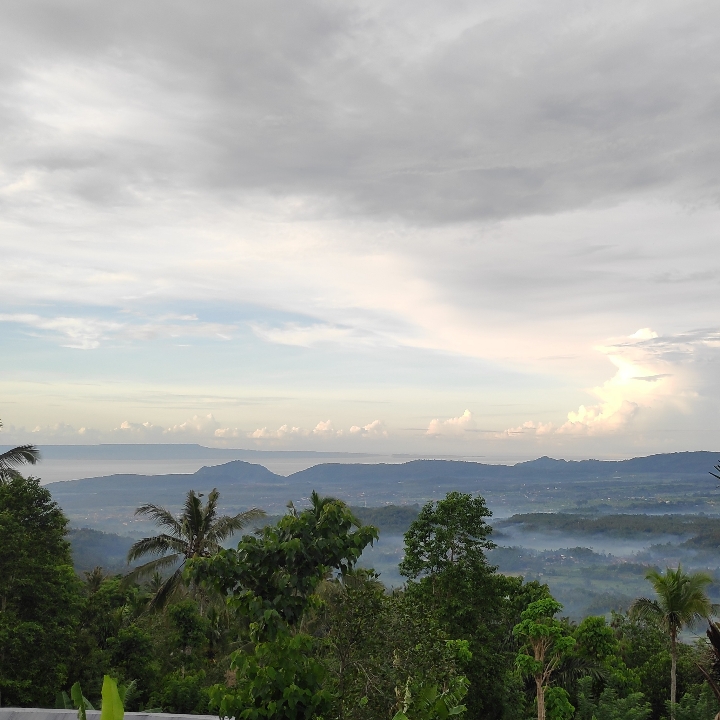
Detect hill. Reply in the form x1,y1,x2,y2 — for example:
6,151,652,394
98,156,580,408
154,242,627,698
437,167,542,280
45,451,720,533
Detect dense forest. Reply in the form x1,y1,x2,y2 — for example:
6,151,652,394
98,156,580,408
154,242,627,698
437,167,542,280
3,471,720,720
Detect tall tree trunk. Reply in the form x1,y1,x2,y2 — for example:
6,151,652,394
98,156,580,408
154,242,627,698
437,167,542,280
671,628,677,719
536,676,545,720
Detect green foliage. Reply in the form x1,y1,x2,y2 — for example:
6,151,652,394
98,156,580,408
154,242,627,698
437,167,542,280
211,631,330,720
575,616,620,661
0,473,83,707
544,686,574,720
106,625,158,691
315,571,470,720
671,684,720,720
9,476,720,720
191,493,376,719
399,491,494,579
126,488,265,610
0,423,39,480
575,676,652,720
70,681,95,720
514,598,576,720
100,675,125,720
631,566,715,638
149,670,210,714
392,676,469,720
189,492,378,634
632,565,714,713
399,492,528,719
167,599,211,665
513,598,576,677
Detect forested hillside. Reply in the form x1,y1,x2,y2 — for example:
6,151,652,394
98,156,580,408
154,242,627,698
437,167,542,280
5,469,720,720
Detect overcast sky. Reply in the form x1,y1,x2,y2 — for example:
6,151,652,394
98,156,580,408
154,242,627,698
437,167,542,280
1,0,719,459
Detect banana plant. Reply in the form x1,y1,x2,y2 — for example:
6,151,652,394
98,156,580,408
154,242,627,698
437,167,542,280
56,685,95,718
61,676,125,720
100,675,124,720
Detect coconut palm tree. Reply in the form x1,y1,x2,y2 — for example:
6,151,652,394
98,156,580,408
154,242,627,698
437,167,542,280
631,565,716,716
125,488,265,610
0,420,40,481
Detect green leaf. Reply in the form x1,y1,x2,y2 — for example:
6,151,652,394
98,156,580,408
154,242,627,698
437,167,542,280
100,676,125,720
70,683,87,720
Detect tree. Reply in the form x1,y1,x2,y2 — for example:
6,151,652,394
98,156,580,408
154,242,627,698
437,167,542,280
312,570,470,720
0,473,82,706
575,676,651,720
126,488,265,609
0,419,40,481
189,492,377,720
399,492,525,719
631,566,715,716
399,491,494,581
513,597,576,720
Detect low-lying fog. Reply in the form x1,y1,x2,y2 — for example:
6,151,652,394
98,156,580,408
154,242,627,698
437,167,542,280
492,525,690,556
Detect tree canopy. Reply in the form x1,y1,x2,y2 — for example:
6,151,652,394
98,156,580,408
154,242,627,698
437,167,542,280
125,488,265,609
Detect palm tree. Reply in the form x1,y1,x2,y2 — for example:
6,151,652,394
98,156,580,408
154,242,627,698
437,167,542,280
83,566,108,594
125,488,265,609
631,565,716,715
0,420,40,481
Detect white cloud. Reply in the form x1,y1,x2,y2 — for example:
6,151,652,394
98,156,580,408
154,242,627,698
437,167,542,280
107,414,221,440
503,327,720,438
427,409,475,436
112,420,166,439
312,420,337,437
2,3,720,457
250,322,381,349
504,420,555,437
245,419,388,441
0,313,236,349
165,414,221,435
247,424,305,440
349,420,388,437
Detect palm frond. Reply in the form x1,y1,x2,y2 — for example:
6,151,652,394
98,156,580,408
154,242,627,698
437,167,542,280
554,655,608,692
122,553,181,586
134,503,183,535
182,490,205,538
309,490,341,517
127,534,187,562
710,461,720,483
635,566,715,633
630,597,663,622
0,444,40,479
148,567,185,611
206,507,266,545
201,489,220,530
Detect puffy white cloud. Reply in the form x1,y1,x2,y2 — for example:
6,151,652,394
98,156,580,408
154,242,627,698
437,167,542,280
247,424,305,440
504,420,555,437
112,420,166,439
165,414,221,435
427,409,475,436
312,420,337,437
503,327,720,439
349,420,388,437
245,419,388,441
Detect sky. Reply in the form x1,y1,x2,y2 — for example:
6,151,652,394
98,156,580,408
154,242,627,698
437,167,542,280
1,0,719,459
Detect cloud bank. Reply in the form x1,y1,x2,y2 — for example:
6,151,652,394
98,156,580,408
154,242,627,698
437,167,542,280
0,2,719,456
